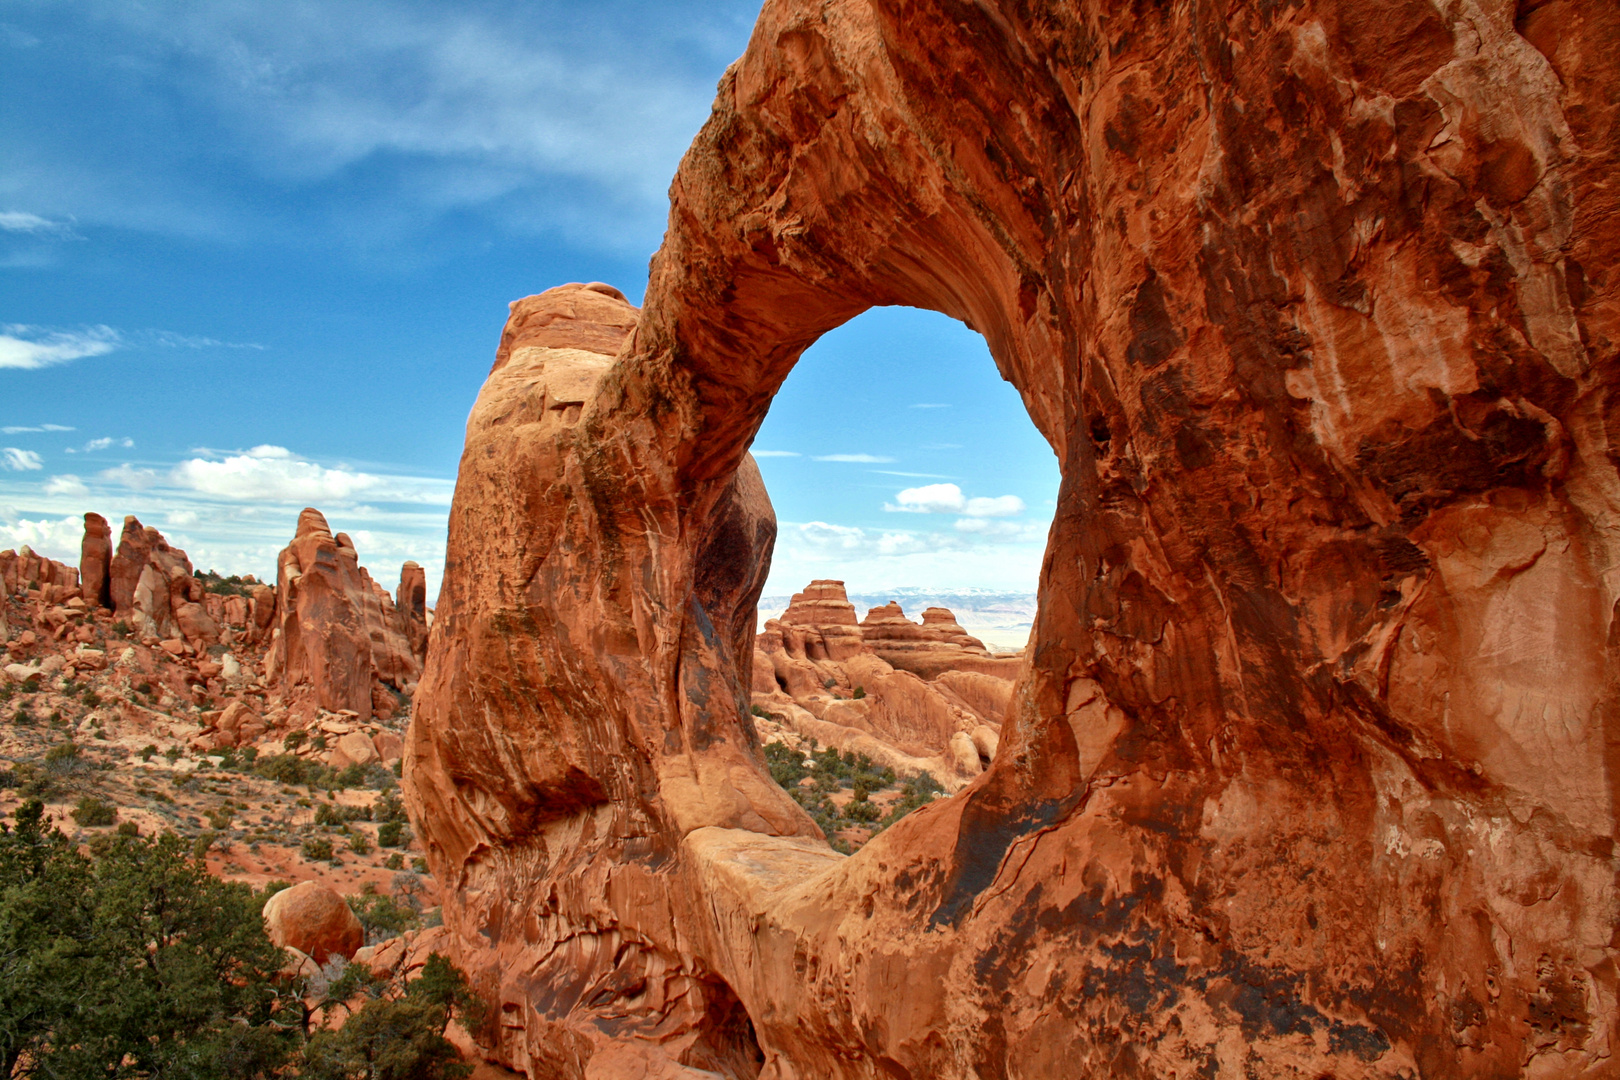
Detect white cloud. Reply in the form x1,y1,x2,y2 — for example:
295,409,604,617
167,510,199,527
813,453,896,464
870,470,955,479
2,424,74,434
963,495,1025,517
43,474,88,497
4,4,748,251
0,211,73,235
954,518,1046,539
100,463,160,489
0,325,120,369
79,436,135,453
886,483,1025,517
888,482,965,513
2,448,44,471
169,445,383,503
0,516,83,560
751,450,800,458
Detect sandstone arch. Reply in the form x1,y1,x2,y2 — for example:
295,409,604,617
405,1,1620,1077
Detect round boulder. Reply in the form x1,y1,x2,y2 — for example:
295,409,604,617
262,881,363,964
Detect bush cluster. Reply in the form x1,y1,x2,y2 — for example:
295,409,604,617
0,800,482,1078
762,742,938,851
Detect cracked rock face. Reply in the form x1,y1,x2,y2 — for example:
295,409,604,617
404,1,1620,1077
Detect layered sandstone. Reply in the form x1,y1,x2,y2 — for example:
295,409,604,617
79,512,113,610
857,601,1019,679
753,588,1013,787
264,509,427,724
406,2,1620,1078
107,516,219,649
0,547,79,599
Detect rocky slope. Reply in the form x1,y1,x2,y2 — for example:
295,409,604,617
751,580,1012,811
0,510,438,946
404,1,1620,1077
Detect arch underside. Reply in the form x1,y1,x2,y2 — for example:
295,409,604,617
403,1,1620,1077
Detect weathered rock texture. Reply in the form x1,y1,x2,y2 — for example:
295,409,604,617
406,2,1620,1077
0,547,78,600
264,509,427,724
752,583,1012,785
79,512,113,610
107,516,219,648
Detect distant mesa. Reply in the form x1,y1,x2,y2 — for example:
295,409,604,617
754,579,1017,788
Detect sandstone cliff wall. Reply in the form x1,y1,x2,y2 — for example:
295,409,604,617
405,2,1620,1077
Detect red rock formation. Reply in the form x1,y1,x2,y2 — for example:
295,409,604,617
857,600,1020,679
266,510,377,721
396,561,428,659
265,509,429,723
79,512,112,610
262,881,364,965
105,516,218,648
406,2,1620,1077
0,547,79,598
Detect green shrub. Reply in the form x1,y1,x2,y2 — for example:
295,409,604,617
71,796,117,827
347,890,418,944
206,806,234,830
411,857,429,874
301,836,335,862
347,831,373,855
282,730,307,752
44,741,81,773
301,953,482,1080
385,852,405,871
749,703,771,719
852,685,866,700
377,819,411,848
0,800,297,1077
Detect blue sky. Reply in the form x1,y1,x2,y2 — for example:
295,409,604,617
0,0,1058,601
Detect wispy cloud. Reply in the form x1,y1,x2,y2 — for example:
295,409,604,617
751,450,800,458
813,453,896,464
2,423,74,434
72,436,135,453
43,474,87,497
0,323,263,370
99,463,159,489
0,3,750,251
885,483,1025,517
0,325,119,369
870,470,955,479
1,448,44,471
0,211,76,236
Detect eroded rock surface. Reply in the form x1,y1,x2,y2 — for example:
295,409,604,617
265,509,426,723
406,2,1620,1077
751,581,1012,789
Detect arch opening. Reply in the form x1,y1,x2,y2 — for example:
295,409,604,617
740,304,1060,850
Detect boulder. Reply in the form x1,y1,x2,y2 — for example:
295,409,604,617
262,882,363,965
330,730,380,770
